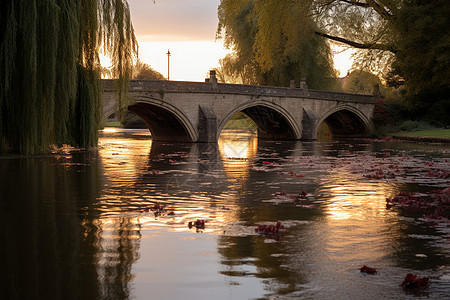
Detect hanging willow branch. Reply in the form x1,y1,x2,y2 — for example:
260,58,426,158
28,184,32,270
0,0,137,154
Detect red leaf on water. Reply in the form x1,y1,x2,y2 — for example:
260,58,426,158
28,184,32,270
360,265,377,275
190,219,205,229
255,221,285,234
401,273,429,289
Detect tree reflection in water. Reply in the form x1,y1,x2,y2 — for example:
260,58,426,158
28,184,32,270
0,150,141,300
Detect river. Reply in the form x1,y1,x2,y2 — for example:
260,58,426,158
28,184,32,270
1,128,449,299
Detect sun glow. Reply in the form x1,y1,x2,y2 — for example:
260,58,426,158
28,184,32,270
102,1,353,82
137,41,230,82
332,44,355,77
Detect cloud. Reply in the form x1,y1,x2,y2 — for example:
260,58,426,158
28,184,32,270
129,0,220,41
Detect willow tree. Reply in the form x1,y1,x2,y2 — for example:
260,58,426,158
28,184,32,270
0,0,137,154
217,0,337,89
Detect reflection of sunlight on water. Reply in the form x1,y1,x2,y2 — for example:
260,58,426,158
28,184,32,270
219,130,257,182
98,131,152,182
285,170,405,297
219,131,257,158
102,127,119,133
309,170,403,271
95,130,239,236
319,171,397,221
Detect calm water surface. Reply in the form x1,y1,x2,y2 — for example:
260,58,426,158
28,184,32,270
1,129,449,299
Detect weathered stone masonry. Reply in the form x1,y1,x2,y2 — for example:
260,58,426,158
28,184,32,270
102,76,377,142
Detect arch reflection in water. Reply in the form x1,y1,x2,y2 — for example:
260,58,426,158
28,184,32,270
219,130,258,184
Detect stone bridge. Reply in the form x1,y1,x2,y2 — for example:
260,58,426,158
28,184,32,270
102,73,378,142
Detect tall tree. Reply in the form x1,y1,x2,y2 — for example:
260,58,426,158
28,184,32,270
389,1,449,114
217,0,337,89
0,0,137,154
312,0,449,123
217,0,262,85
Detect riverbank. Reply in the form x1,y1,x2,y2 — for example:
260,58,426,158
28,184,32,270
105,121,122,127
390,129,450,143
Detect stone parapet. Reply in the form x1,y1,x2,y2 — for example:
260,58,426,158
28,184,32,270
102,79,377,104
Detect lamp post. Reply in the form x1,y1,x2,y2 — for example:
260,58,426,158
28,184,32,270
166,49,171,80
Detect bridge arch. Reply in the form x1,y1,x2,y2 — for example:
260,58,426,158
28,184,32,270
218,100,301,140
317,104,372,138
127,96,198,142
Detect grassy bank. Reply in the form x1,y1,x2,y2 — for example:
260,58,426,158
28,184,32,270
105,121,122,127
391,129,450,139
389,129,450,143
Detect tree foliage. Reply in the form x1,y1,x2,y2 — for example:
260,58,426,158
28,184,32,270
391,1,449,92
132,60,165,80
217,0,337,89
343,70,385,95
218,0,449,123
312,0,449,124
0,0,137,154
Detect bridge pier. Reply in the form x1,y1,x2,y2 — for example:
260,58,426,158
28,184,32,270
198,105,217,143
301,108,318,140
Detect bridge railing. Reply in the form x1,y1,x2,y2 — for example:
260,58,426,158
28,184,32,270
102,79,378,104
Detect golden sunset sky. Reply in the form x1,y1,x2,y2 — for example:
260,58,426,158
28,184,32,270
126,0,353,82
